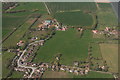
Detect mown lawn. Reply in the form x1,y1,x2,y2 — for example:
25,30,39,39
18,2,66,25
100,44,118,73
54,11,94,27
33,29,100,65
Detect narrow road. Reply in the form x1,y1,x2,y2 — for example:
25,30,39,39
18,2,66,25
17,40,44,78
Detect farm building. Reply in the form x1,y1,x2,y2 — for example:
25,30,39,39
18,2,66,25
44,20,52,26
92,30,98,34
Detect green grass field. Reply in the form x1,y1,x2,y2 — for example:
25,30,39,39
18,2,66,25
46,2,97,13
42,70,113,78
90,43,104,69
0,55,2,79
11,2,47,13
2,2,47,38
2,14,28,37
2,52,16,78
33,29,101,65
3,18,37,48
100,44,118,73
91,43,102,58
97,3,118,30
10,71,24,78
54,11,94,27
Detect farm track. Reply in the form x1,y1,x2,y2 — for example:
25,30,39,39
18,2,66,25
44,2,51,14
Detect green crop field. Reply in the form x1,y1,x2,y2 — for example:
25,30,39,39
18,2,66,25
54,11,94,27
46,2,97,13
100,44,118,73
97,3,118,30
33,29,101,65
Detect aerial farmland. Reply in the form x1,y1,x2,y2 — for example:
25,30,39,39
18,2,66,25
2,2,118,79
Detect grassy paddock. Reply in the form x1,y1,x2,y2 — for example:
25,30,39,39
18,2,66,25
3,18,37,48
46,2,97,13
2,14,28,37
100,43,118,73
2,2,47,38
54,11,94,28
11,2,46,12
0,55,2,79
10,71,24,78
33,29,100,65
97,3,118,30
2,52,16,78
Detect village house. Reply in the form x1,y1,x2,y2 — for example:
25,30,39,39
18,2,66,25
17,40,24,46
56,56,60,60
105,27,110,31
85,69,89,74
43,20,52,26
101,66,105,70
60,67,65,71
74,61,79,67
92,30,98,34
74,69,79,75
69,68,74,73
80,70,84,75
57,27,67,31
55,24,59,29
31,37,38,41
39,40,45,46
77,28,83,32
111,30,118,35
37,20,53,31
